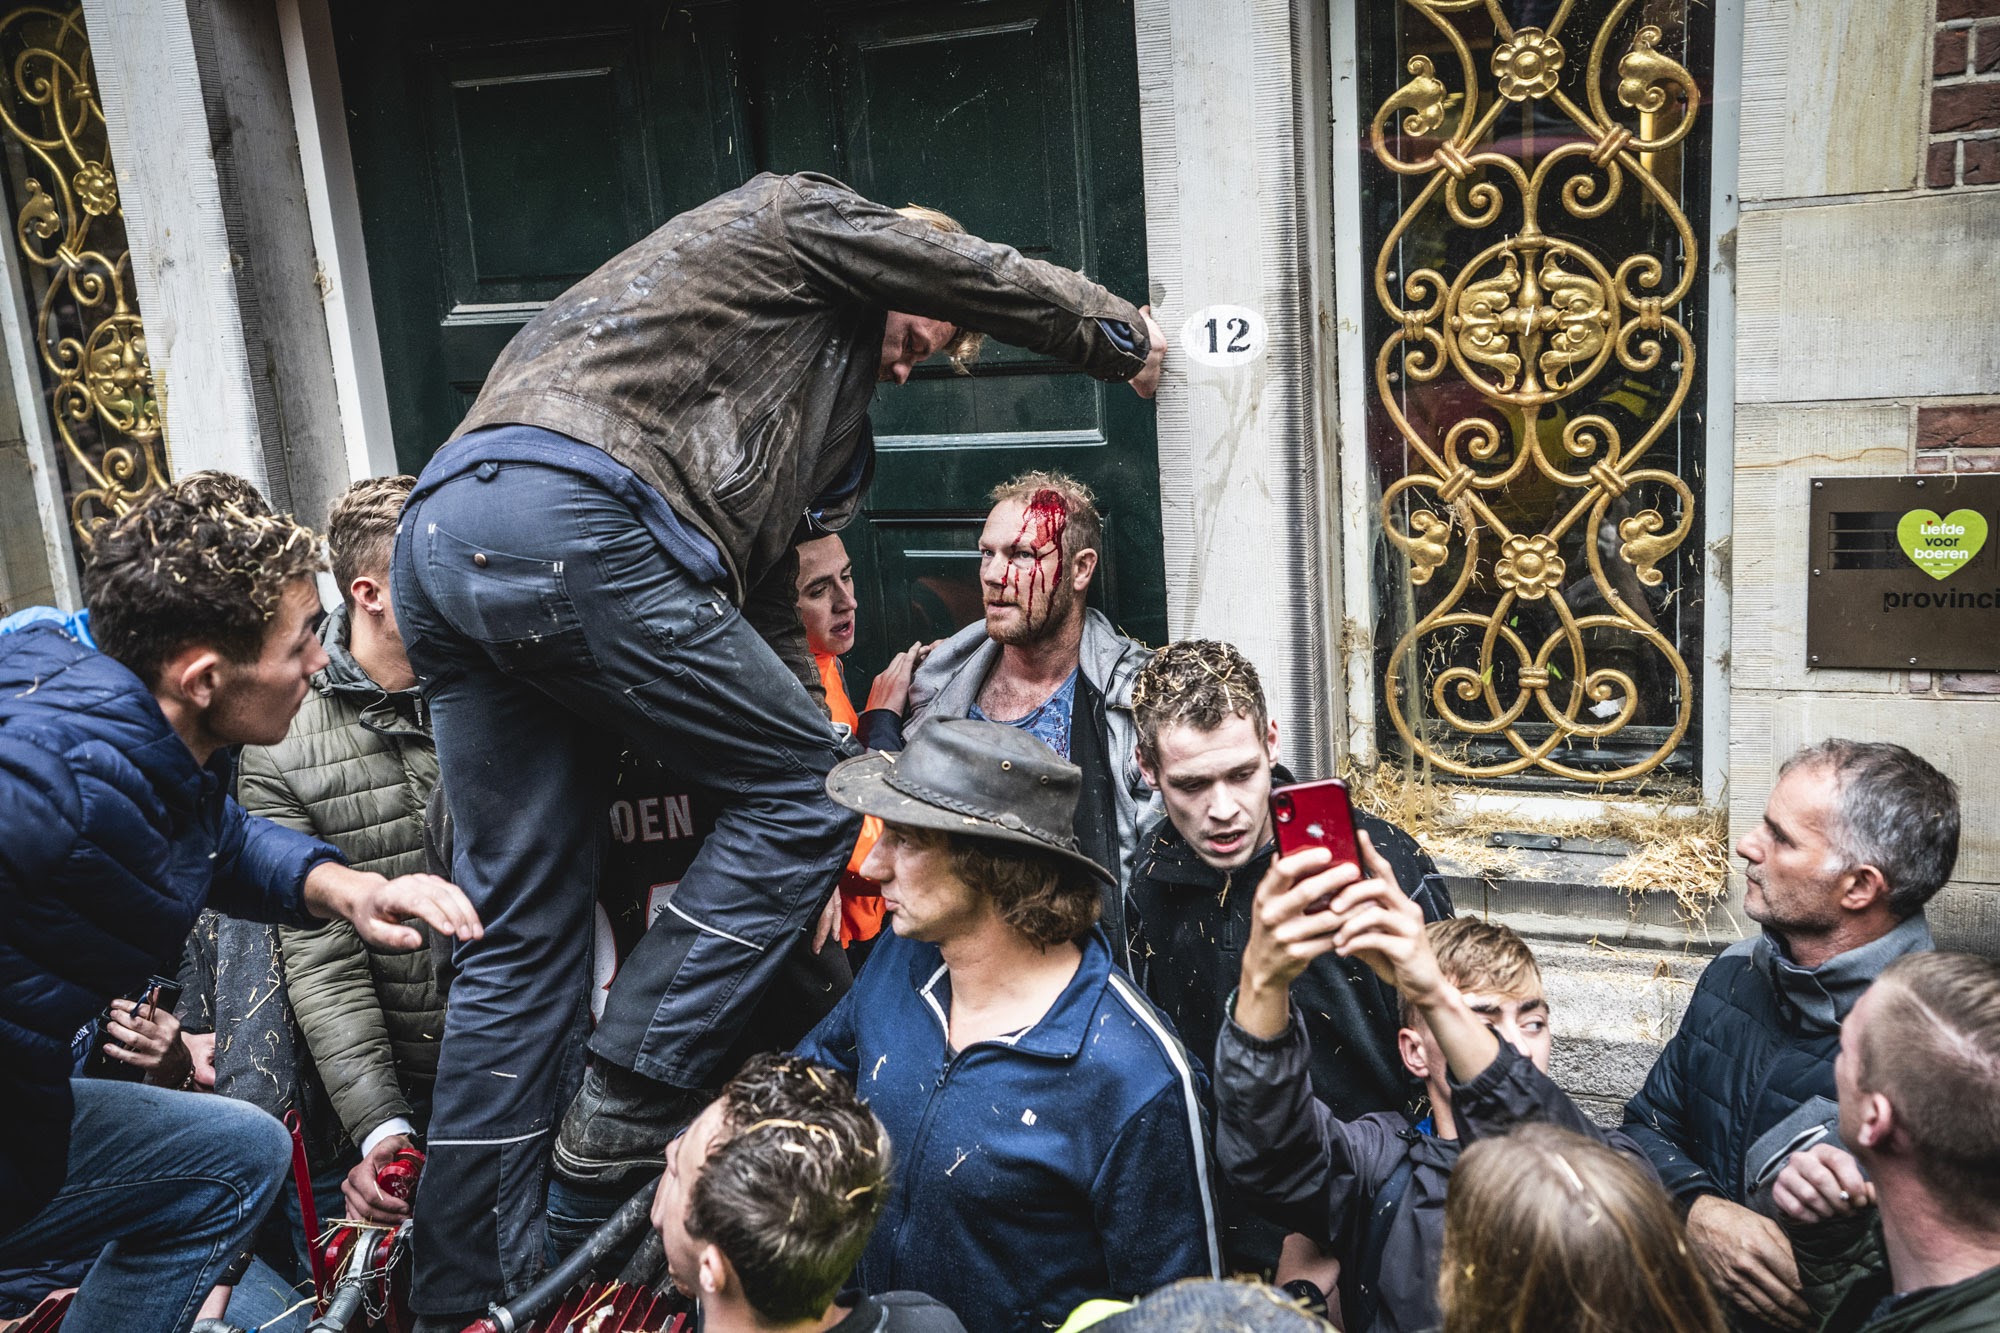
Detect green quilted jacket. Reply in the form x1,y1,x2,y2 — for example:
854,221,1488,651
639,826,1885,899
240,605,444,1148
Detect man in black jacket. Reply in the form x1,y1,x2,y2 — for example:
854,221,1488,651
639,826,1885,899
1126,639,1450,1281
1622,740,1956,1332
1128,640,1451,1119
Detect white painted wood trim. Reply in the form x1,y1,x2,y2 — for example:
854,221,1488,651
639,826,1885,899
278,0,398,482
1326,0,1377,768
82,0,268,489
1291,0,1350,767
1702,0,1744,804
0,208,81,607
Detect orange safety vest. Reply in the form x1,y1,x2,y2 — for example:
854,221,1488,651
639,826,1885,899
818,653,885,944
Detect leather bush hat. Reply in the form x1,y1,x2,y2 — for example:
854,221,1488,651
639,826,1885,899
826,718,1113,885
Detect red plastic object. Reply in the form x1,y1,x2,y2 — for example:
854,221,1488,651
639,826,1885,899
376,1147,425,1202
15,1289,73,1333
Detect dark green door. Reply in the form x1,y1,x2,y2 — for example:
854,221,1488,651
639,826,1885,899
334,0,1166,678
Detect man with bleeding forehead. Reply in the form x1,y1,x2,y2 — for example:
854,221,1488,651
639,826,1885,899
862,470,1158,967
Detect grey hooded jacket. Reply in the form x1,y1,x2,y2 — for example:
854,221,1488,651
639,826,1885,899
902,607,1158,963
240,606,445,1148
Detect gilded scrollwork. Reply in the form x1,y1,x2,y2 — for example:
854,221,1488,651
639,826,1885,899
1370,0,1700,782
0,2,166,545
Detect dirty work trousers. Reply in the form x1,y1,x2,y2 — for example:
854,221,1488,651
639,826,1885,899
392,460,858,1314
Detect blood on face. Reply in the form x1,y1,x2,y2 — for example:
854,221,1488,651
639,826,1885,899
1000,489,1070,622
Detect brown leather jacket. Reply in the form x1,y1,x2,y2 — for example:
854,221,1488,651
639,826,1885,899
454,171,1149,606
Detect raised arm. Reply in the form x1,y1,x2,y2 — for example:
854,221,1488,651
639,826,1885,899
781,175,1153,384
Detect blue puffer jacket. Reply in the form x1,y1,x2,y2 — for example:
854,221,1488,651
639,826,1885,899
0,622,342,1233
1623,914,1933,1209
796,927,1220,1332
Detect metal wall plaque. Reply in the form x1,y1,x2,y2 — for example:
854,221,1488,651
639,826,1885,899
1806,475,2000,671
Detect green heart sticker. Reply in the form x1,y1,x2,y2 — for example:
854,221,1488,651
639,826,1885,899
1897,508,1988,581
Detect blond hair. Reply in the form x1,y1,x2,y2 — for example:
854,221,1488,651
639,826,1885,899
894,203,985,371
988,470,1103,566
326,475,415,610
1441,1124,1724,1333
1402,916,1540,1026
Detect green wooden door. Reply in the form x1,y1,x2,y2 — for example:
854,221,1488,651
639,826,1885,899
335,0,1166,677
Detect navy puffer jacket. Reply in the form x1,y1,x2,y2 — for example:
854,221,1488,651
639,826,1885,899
0,623,341,1232
1622,914,1933,1209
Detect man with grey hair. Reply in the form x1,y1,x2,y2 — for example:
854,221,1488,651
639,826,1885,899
1624,740,1958,1333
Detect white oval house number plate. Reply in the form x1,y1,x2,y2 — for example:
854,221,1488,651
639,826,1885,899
1179,304,1267,368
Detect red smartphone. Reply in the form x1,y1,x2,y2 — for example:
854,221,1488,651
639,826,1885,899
1270,778,1359,910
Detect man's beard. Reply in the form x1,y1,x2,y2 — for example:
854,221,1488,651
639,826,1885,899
989,573,1076,646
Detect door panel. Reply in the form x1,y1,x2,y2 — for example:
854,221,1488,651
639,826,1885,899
335,0,1165,681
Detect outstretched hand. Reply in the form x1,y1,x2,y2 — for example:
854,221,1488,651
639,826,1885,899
1686,1195,1812,1330
306,863,483,951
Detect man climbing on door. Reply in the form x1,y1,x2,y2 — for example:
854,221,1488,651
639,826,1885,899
392,170,1165,1328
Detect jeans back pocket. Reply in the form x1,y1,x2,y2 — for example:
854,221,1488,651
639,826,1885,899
422,522,598,674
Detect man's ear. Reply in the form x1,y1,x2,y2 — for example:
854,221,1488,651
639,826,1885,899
1069,545,1099,593
1136,744,1159,791
349,573,390,618
1397,1026,1429,1081
158,645,226,714
1853,1090,1895,1152
697,1243,731,1299
1266,719,1281,765
1838,863,1892,915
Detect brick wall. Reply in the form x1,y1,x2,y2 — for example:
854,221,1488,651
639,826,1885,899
1932,0,2000,186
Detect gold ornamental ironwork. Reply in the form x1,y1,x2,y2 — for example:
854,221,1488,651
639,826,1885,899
0,2,166,544
1371,0,1699,782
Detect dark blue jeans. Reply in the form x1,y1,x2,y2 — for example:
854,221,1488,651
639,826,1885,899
0,1080,290,1333
392,461,857,1312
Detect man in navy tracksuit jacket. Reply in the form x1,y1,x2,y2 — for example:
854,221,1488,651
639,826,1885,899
796,719,1218,1331
0,493,479,1333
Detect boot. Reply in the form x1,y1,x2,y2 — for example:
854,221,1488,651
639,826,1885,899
551,1061,710,1190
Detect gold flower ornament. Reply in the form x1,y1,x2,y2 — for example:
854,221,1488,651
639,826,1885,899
1494,534,1566,599
1492,28,1564,102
